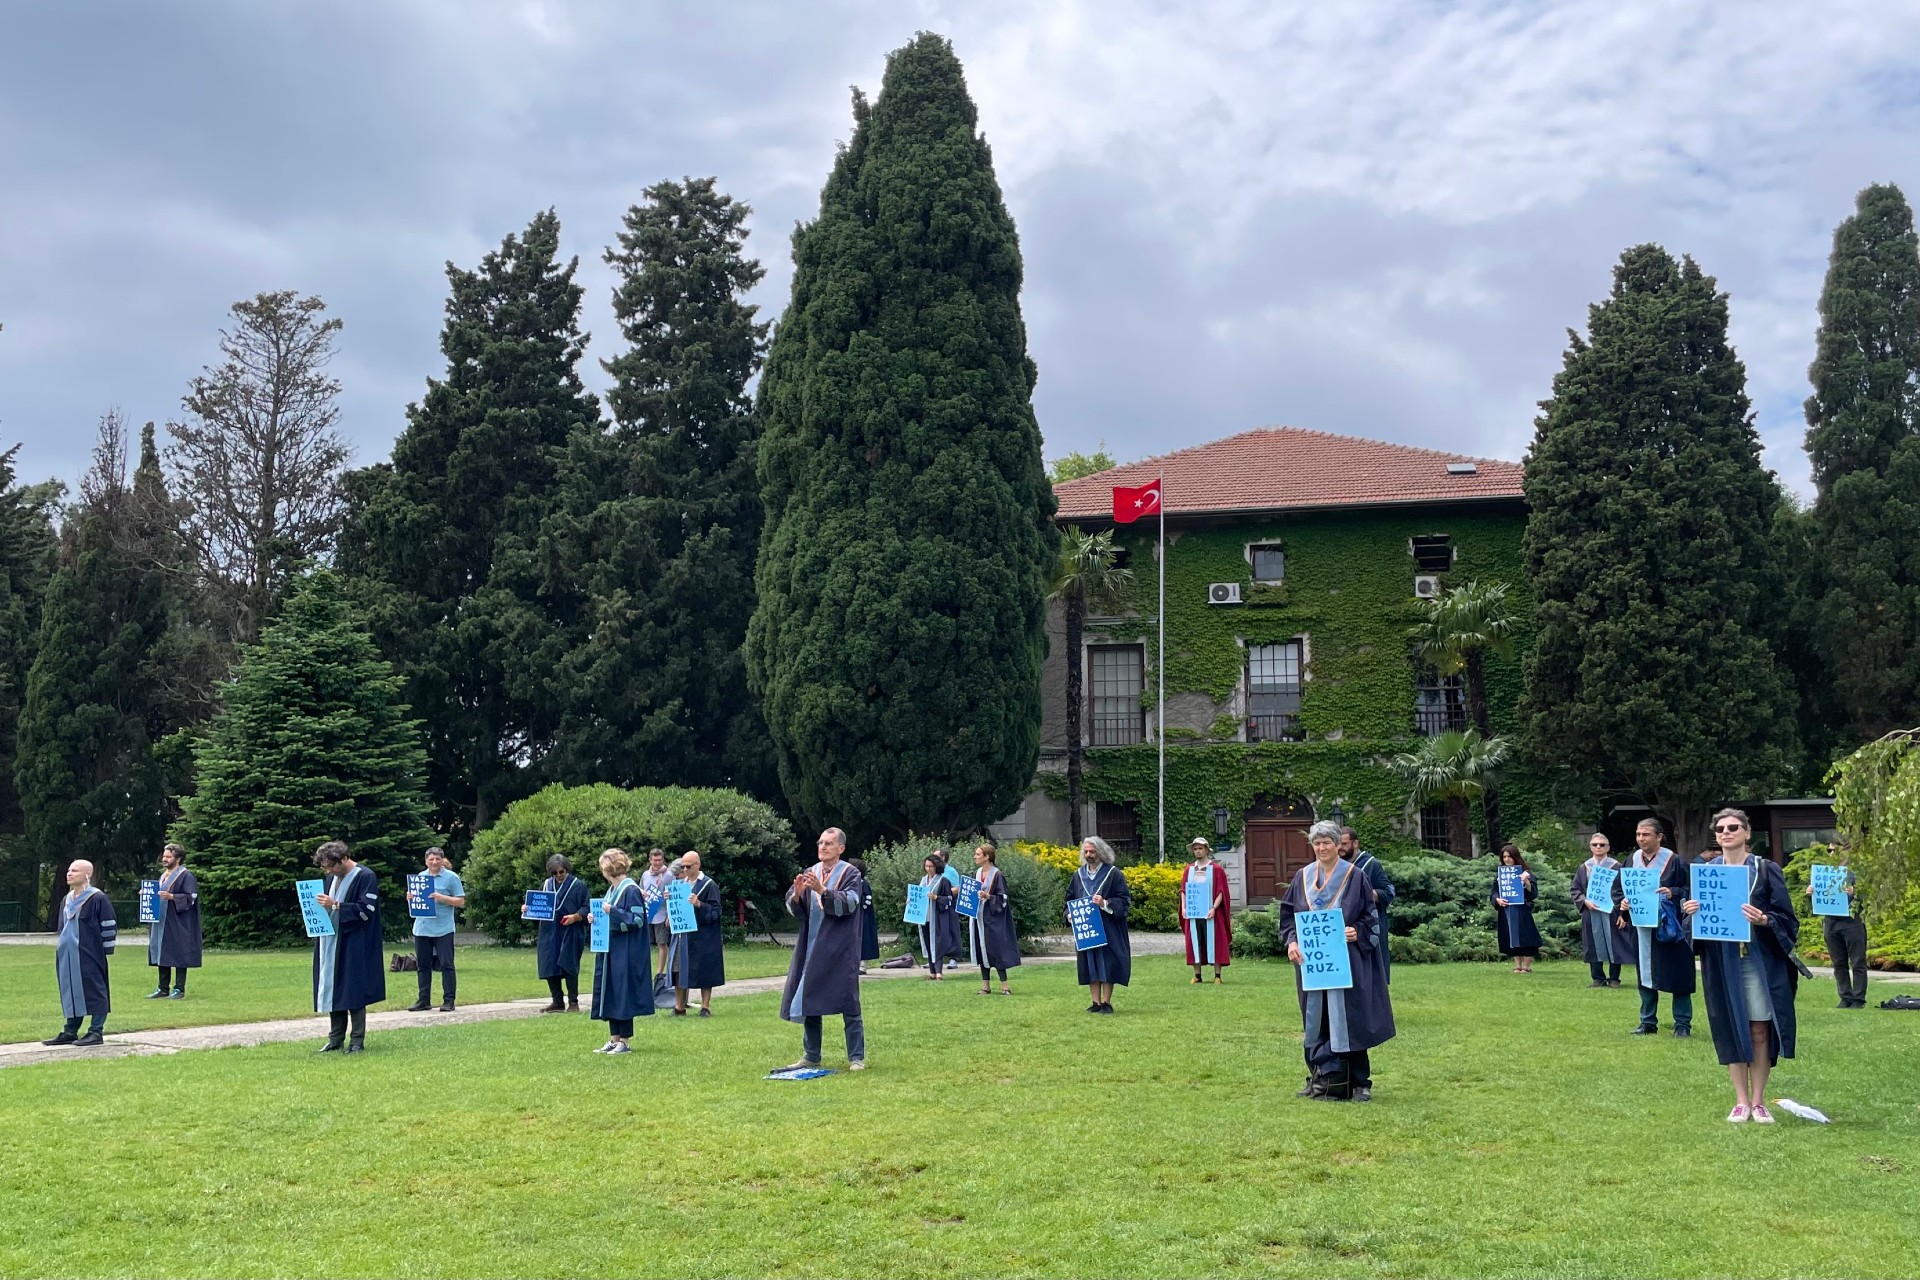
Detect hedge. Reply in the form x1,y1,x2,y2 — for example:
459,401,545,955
1013,840,1191,932
865,836,1064,948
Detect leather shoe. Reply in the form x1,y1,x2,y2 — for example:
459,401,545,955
317,1041,344,1053
540,1002,565,1013
437,1003,455,1013
145,988,168,999
1672,1028,1691,1038
74,1032,104,1047
168,990,185,1000
41,1032,78,1046
405,1002,430,1012
344,1043,365,1054
1630,1026,1657,1036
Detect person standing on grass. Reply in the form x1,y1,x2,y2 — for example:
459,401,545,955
1571,833,1632,987
590,848,654,1054
1067,836,1132,1014
967,843,1022,996
851,857,881,976
641,849,674,993
1339,828,1396,983
1683,808,1799,1124
1280,821,1394,1102
667,852,726,1017
146,842,202,1000
940,855,967,970
407,847,464,1012
42,860,116,1048
1182,837,1231,984
311,841,385,1054
1627,818,1694,1038
914,851,958,980
534,853,590,1012
1491,844,1540,973
778,828,869,1072
1807,844,1869,1010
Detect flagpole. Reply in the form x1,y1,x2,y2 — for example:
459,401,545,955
1157,491,1166,863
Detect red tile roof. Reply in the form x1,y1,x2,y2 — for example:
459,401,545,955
1052,426,1525,520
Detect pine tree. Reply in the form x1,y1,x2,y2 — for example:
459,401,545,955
174,571,435,946
0,445,59,837
1803,183,1920,743
1521,245,1797,856
339,211,601,833
747,34,1059,846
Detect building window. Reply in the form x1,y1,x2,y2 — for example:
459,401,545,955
1246,640,1305,742
1248,544,1286,584
1410,535,1453,573
1781,827,1840,854
1419,803,1452,853
1088,645,1145,746
1415,671,1467,737
1095,802,1140,855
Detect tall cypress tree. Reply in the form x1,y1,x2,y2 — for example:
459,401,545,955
0,444,58,838
174,571,435,946
1804,183,1920,743
339,211,601,834
1521,245,1796,855
747,34,1058,846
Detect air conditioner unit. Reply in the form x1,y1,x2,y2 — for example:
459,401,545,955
1413,575,1442,599
1207,582,1243,605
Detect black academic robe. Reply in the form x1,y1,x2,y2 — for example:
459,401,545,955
58,889,117,1018
591,880,656,1022
1279,860,1395,1052
915,877,959,966
1346,849,1396,980
1694,856,1799,1067
312,866,387,1012
148,867,203,969
968,867,1022,972
859,884,881,963
673,876,727,990
1570,858,1636,967
1491,875,1542,956
780,861,866,1021
536,874,590,979
1066,863,1132,987
1629,849,1696,995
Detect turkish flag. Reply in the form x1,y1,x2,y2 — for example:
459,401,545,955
1112,478,1162,524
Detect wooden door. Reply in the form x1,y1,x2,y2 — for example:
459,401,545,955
1244,821,1312,903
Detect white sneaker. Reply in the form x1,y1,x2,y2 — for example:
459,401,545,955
1726,1104,1749,1123
592,1041,615,1054
849,1060,867,1072
606,1042,632,1055
1750,1104,1774,1124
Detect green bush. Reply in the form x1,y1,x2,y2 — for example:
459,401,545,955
463,783,795,944
1511,816,1587,874
1785,843,1920,971
1384,853,1579,963
1231,906,1284,959
862,836,1063,950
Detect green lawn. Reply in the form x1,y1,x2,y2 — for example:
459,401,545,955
0,942,794,1044
0,956,1915,1279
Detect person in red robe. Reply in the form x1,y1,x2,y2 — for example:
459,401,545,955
1182,837,1232,983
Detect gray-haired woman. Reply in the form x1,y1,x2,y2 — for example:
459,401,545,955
1066,836,1132,1013
533,853,590,1011
1278,819,1394,1100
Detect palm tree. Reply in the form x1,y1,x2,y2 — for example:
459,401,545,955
1391,728,1511,858
1049,527,1135,845
1410,579,1517,850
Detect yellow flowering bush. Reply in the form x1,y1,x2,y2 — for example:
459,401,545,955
1013,841,1081,875
1122,861,1188,931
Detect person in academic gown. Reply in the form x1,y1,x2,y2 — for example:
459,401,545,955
42,860,116,1047
1182,837,1232,983
667,852,726,1016
1626,817,1695,1038
533,853,590,1011
939,858,967,968
146,842,202,999
310,841,386,1054
1339,828,1397,983
852,858,881,974
1281,821,1395,1102
1066,836,1132,1013
1683,808,1798,1124
778,829,868,1070
1491,844,1541,972
967,843,1022,995
914,852,959,979
590,848,655,1054
1570,833,1633,987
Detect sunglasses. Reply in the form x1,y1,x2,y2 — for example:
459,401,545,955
1714,823,1745,834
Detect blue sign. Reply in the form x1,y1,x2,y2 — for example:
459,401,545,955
903,883,930,926
295,879,334,938
406,873,437,919
589,899,611,953
1690,863,1752,943
1183,872,1212,920
667,880,698,935
1584,864,1618,913
139,879,160,925
956,876,982,920
522,890,556,922
1809,865,1850,918
1296,907,1352,991
1496,866,1525,905
1067,897,1107,950
1620,868,1659,928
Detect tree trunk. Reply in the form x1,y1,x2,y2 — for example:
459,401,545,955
1448,795,1473,858
1464,650,1503,851
1672,805,1713,864
1065,591,1085,846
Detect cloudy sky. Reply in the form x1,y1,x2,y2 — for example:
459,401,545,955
4,0,1917,500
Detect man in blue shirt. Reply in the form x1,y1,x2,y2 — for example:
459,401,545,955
407,847,465,1012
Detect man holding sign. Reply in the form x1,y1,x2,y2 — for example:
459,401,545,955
145,843,203,1001
666,853,726,1017
1181,837,1231,984
1280,821,1393,1102
310,841,385,1054
1624,819,1694,1038
1806,849,1868,1009
406,847,465,1012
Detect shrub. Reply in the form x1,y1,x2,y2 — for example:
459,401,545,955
1122,862,1187,931
864,836,1064,949
1013,840,1079,875
1232,906,1284,959
1785,843,1920,971
1384,853,1579,963
463,783,794,944
1511,816,1587,874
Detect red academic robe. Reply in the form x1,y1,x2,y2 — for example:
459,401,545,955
1182,862,1232,967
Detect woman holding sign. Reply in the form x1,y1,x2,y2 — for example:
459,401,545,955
534,854,590,1012
1067,837,1132,1013
1570,834,1632,987
1280,821,1393,1101
1490,844,1540,973
1182,837,1231,984
1682,809,1798,1124
913,852,958,980
968,844,1022,995
589,848,655,1054
667,852,726,1016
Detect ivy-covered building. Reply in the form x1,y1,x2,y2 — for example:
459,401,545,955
1003,427,1544,906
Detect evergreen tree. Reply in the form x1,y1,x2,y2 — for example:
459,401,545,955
1803,183,1920,743
1521,245,1797,856
747,34,1059,846
339,211,601,834
0,444,58,837
174,571,435,946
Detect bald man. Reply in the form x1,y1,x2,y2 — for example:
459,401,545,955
43,860,117,1047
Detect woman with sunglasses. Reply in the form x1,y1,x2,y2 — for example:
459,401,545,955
1682,808,1798,1123
1570,833,1632,987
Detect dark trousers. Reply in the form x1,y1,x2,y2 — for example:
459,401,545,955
1589,961,1620,982
414,934,456,1004
802,1012,865,1063
1822,916,1869,1006
979,965,1008,982
1305,1039,1371,1092
156,966,187,992
609,1017,634,1037
62,1013,105,1036
1636,983,1692,1031
327,1007,367,1046
546,974,579,1003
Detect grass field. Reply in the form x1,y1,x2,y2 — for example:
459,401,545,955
0,942,795,1044
0,956,1916,1278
